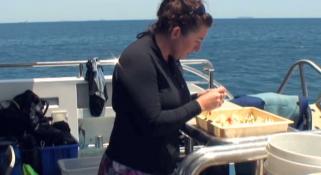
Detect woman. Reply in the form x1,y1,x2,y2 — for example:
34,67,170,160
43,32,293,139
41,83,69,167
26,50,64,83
98,0,227,174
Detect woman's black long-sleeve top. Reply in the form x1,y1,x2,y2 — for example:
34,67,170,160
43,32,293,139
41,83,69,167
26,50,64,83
106,34,201,174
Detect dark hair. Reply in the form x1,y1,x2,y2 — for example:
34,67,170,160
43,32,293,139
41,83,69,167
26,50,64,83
154,0,212,36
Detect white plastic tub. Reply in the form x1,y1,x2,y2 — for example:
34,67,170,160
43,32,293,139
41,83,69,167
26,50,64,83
58,156,101,175
265,132,321,175
267,132,321,166
265,152,321,175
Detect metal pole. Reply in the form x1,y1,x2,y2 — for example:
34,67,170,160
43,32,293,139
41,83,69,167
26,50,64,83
79,63,84,77
208,68,214,89
298,63,308,97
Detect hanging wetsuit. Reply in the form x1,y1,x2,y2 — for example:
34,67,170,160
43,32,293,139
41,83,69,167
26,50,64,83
85,57,108,116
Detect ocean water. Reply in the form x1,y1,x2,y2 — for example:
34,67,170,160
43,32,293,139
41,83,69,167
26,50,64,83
0,19,320,100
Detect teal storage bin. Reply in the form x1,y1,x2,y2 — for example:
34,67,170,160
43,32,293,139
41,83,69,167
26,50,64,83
39,144,78,175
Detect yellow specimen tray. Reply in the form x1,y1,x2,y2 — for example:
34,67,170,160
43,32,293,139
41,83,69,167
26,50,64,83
196,107,293,138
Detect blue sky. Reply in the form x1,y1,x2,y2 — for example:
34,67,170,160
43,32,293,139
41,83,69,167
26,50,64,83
1,0,321,23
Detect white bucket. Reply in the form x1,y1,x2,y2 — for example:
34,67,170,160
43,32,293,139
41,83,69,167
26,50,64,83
51,110,68,123
265,132,321,175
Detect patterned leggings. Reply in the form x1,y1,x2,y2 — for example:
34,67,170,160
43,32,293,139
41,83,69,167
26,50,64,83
98,154,151,175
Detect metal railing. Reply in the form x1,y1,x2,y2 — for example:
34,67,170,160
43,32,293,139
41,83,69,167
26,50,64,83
0,58,119,77
177,141,267,175
177,130,321,175
0,58,234,98
181,59,233,99
277,59,321,98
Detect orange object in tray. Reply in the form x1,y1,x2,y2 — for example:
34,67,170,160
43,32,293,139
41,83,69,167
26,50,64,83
196,107,293,138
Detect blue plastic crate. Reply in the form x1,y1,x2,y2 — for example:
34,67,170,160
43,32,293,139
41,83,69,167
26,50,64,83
39,144,78,175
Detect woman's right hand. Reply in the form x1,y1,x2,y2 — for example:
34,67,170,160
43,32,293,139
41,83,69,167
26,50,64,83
196,86,227,111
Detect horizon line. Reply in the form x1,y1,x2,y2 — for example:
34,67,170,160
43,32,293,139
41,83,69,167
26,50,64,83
1,17,321,24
